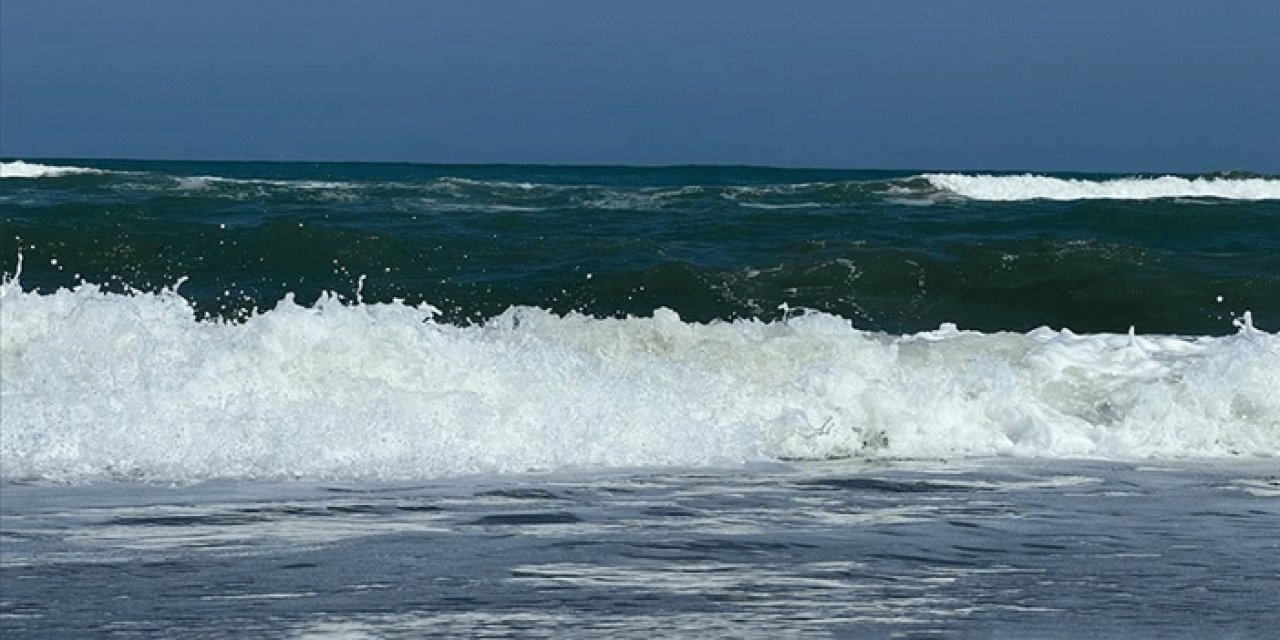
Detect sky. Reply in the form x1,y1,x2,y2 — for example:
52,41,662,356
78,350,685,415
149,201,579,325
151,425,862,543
2,0,1277,171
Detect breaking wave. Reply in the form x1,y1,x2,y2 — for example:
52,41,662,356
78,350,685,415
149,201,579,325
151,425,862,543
923,173,1280,201
2,274,1276,484
1,160,107,179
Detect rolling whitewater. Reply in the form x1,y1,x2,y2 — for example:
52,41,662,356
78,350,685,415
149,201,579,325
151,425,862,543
2,159,1278,637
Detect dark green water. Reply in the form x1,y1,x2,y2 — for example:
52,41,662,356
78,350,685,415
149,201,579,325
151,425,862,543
3,159,1277,333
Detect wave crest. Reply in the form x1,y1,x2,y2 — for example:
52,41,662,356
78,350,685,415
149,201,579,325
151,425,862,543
2,278,1276,483
1,160,106,179
923,173,1280,201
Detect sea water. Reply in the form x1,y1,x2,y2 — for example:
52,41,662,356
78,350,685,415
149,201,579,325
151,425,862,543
2,160,1278,637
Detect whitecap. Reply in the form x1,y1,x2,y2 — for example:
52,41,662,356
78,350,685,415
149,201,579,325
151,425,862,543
1,160,106,179
174,175,355,190
923,173,1280,201
2,276,1276,484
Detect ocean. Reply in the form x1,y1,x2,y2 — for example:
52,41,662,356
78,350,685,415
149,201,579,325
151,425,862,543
2,159,1278,637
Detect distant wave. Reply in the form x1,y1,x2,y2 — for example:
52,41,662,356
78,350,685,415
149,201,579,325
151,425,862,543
174,175,355,190
3,274,1276,484
0,160,106,179
736,201,825,210
434,176,541,190
923,173,1280,201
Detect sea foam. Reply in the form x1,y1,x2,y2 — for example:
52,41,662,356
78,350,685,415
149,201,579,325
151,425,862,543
2,277,1276,484
924,173,1280,201
0,160,106,179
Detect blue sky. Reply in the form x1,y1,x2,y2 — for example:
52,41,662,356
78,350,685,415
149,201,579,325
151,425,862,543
2,0,1277,171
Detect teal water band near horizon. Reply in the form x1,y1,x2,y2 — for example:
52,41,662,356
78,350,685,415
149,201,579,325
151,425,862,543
3,159,1278,334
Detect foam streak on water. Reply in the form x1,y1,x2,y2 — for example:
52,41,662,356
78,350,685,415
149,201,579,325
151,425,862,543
2,276,1276,484
2,459,1277,638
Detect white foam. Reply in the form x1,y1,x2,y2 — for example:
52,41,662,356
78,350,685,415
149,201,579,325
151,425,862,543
923,173,1280,201
2,277,1276,484
0,160,106,179
436,177,539,190
736,202,824,210
174,175,353,190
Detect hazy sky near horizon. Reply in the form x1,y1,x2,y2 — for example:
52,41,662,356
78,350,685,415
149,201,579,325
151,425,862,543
2,0,1277,171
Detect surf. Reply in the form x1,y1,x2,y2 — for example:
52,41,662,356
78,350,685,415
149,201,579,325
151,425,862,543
3,273,1276,484
922,173,1280,201
1,160,107,179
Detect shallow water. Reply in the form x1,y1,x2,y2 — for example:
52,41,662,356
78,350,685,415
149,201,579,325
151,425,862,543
4,459,1277,638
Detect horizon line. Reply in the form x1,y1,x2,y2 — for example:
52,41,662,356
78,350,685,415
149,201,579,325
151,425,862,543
3,155,1275,177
